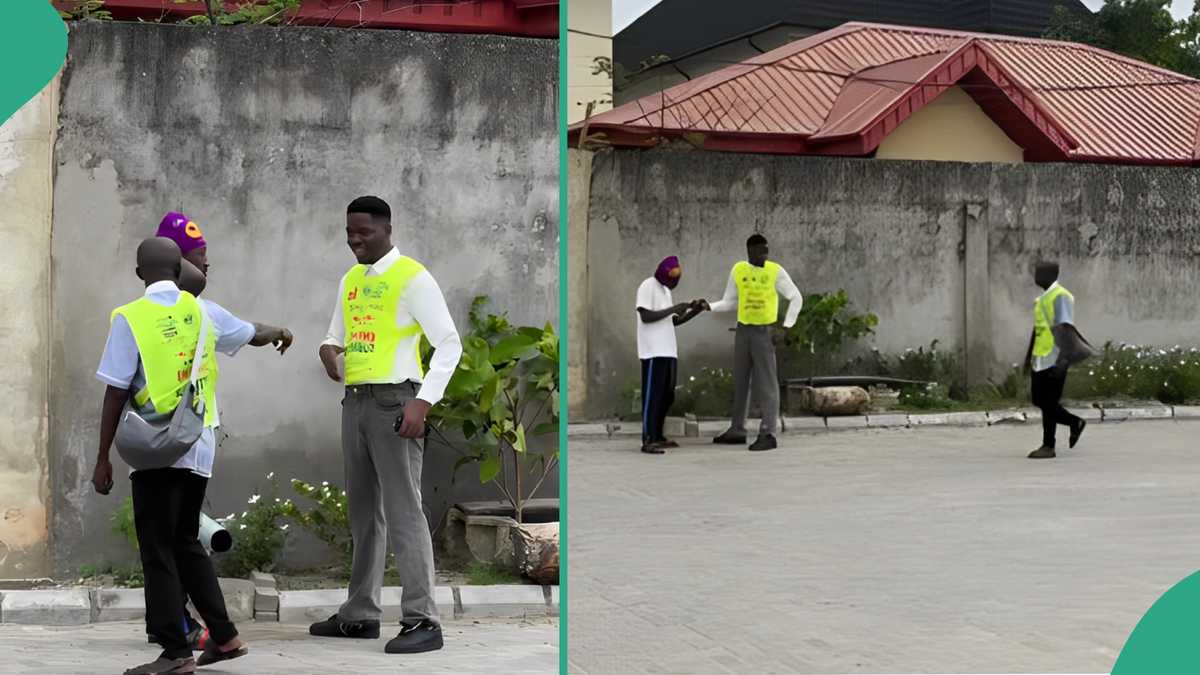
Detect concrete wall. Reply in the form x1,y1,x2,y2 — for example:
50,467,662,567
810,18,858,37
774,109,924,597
577,147,1200,418
0,74,60,579
876,86,1024,164
568,0,611,123
567,149,592,415
49,22,558,575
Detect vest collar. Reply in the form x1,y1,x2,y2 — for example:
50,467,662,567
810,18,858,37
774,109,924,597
1036,280,1060,301
367,247,402,275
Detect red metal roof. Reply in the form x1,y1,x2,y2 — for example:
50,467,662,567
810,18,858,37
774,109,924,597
54,0,557,38
572,22,1200,165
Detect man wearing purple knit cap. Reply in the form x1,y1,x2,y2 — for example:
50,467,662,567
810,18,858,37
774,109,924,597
156,211,210,275
635,256,707,454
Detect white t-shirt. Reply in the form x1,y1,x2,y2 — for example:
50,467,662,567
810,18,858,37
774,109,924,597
635,277,678,360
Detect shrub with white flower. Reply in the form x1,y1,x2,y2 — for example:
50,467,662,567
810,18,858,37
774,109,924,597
218,472,292,579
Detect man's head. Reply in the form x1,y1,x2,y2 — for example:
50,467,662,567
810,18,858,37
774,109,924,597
654,255,682,289
346,196,393,264
156,212,208,274
136,237,182,286
178,258,207,297
1034,260,1059,290
746,234,769,267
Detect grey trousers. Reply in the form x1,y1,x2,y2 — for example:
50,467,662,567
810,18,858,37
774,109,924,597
730,323,780,435
338,383,438,625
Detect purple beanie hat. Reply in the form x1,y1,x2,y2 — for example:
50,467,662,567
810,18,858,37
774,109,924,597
155,211,207,253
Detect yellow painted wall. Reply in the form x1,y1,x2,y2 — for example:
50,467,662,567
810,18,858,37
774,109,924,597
875,86,1025,164
0,73,59,578
568,0,612,124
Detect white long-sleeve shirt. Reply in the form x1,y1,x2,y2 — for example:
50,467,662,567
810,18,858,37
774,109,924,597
323,247,462,406
708,262,804,328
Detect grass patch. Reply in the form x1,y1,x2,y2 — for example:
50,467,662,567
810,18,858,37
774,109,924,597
465,562,522,585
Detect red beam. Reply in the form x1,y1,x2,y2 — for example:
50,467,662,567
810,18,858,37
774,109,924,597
53,0,557,38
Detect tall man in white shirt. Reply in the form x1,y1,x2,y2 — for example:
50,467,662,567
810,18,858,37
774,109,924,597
311,196,463,655
707,234,803,452
635,255,706,454
91,237,290,674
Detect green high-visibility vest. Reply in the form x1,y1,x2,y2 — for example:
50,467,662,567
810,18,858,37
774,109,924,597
341,256,426,385
1033,285,1073,358
734,260,782,325
111,292,217,426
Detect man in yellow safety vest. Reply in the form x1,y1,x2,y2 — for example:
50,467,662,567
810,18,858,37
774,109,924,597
1023,261,1087,459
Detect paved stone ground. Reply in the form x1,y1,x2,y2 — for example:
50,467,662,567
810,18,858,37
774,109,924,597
0,618,557,674
568,421,1200,674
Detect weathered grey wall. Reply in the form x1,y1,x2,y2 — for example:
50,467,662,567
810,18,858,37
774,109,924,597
581,148,1200,418
50,22,558,575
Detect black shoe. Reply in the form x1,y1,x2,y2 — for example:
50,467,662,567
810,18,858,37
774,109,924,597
640,442,666,454
385,619,444,654
309,614,381,639
713,430,747,445
1028,446,1056,459
656,438,680,448
748,435,777,452
1069,419,1086,449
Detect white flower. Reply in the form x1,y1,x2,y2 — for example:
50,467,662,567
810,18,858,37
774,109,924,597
321,481,329,487
1089,371,1095,376
267,472,275,480
242,511,248,518
275,498,281,503
225,513,236,520
239,524,247,530
248,495,261,505
280,524,289,531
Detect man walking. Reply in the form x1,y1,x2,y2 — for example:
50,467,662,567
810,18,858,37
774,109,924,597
1024,261,1087,459
311,196,462,654
92,238,257,675
635,255,705,454
708,234,803,452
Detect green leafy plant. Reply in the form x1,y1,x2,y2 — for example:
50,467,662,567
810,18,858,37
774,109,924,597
465,561,522,586
673,367,736,418
282,479,352,575
781,290,879,376
111,496,139,551
1066,342,1200,404
58,0,113,21
424,296,559,524
179,0,300,26
217,473,291,578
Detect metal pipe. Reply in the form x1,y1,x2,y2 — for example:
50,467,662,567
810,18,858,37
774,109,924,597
198,513,232,554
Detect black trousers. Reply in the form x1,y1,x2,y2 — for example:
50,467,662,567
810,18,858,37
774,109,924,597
1031,368,1082,448
641,357,677,444
131,468,237,659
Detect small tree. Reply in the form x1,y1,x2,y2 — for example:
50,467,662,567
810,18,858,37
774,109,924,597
424,297,558,524
780,290,879,376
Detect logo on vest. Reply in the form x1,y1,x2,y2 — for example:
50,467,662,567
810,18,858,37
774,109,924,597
347,287,358,302
361,282,389,299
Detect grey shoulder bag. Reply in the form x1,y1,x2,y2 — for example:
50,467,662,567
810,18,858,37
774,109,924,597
114,305,209,471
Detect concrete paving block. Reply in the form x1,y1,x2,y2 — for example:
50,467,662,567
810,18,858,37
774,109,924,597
92,588,145,622
782,416,828,432
825,416,867,430
255,610,279,622
1173,406,1200,420
698,421,730,436
663,417,686,437
458,585,548,619
254,587,280,614
220,578,256,623
278,589,348,624
1101,407,1170,422
866,414,909,429
944,412,989,427
1070,407,1103,421
987,410,1027,425
378,586,455,621
249,571,276,590
548,586,559,616
908,414,948,427
567,423,610,437
1,589,91,625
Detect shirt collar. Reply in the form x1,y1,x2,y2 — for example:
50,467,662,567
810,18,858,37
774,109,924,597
369,247,401,274
145,280,180,296
1036,281,1060,300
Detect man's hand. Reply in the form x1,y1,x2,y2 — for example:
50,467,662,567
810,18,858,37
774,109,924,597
319,344,344,382
92,459,114,495
672,302,690,317
691,299,710,311
273,328,294,355
396,399,432,439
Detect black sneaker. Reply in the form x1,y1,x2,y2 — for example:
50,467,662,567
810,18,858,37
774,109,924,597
640,443,666,454
309,614,381,639
1069,419,1087,449
713,430,747,445
385,619,444,654
1028,446,1056,459
748,435,777,452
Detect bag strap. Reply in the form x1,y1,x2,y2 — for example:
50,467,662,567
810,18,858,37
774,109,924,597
188,302,210,386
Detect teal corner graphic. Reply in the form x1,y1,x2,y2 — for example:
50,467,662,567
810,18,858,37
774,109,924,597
1112,570,1200,674
0,1,66,128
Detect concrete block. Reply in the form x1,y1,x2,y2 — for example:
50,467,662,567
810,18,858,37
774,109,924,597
663,417,686,437
254,587,280,614
1069,407,1103,421
684,417,700,437
379,586,455,620
1173,406,1200,420
458,584,548,619
567,423,609,437
279,589,348,624
825,416,867,430
92,588,145,622
866,414,909,429
782,416,827,433
548,586,559,616
987,410,1027,425
1,589,91,625
944,412,989,427
908,414,948,428
1103,407,1171,422
249,571,276,590
698,421,731,436
219,578,256,623
255,611,279,622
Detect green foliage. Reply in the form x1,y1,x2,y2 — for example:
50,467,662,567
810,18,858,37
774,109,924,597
78,562,144,587
111,496,138,552
781,290,879,376
1065,342,1200,404
217,473,291,578
673,367,736,418
465,561,522,586
58,0,112,21
182,0,300,26
423,297,558,523
281,479,352,575
1045,0,1200,77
